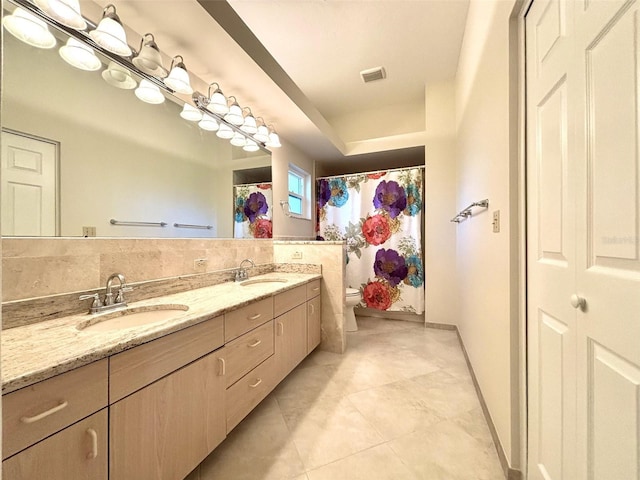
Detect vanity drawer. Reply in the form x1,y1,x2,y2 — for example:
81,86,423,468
274,285,307,317
109,315,224,403
306,279,321,299
225,355,276,432
223,320,274,387
225,297,274,342
3,359,108,459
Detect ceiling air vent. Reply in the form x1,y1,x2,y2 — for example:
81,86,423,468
360,66,386,83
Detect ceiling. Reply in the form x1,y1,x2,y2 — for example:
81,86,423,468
92,0,469,163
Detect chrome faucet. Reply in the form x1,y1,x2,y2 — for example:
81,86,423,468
80,272,132,314
235,258,255,282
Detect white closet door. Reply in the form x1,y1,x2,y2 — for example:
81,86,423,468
573,1,640,478
526,1,578,478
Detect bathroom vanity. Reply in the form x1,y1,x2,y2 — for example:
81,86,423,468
1,274,321,480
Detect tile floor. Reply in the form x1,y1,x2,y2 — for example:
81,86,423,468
188,317,504,480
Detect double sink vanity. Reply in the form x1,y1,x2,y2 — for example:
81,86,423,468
1,270,322,479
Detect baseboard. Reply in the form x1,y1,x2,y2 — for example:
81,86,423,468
453,328,523,480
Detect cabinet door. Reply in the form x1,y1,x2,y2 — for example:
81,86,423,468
274,303,307,384
307,296,322,353
3,409,107,480
109,352,225,480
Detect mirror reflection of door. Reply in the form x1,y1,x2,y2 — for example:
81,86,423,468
1,130,58,236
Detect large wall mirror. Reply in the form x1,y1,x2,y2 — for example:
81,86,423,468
0,1,272,238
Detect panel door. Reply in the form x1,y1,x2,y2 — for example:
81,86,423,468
274,303,307,384
526,1,578,478
573,1,640,478
1,130,57,236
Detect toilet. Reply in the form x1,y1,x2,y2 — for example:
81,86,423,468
345,288,362,332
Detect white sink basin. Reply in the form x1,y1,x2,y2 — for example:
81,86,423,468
240,277,288,286
78,304,189,332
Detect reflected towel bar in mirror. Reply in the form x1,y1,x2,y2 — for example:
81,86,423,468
110,219,168,227
173,223,213,229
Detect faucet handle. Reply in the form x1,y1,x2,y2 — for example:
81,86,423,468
79,293,102,310
115,286,133,304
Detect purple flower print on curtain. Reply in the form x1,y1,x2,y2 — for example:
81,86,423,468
244,192,268,223
234,184,273,239
316,167,425,314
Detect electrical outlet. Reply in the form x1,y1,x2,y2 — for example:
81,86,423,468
194,258,207,268
292,251,303,259
82,226,96,237
492,210,500,233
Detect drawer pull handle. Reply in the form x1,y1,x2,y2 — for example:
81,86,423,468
277,321,284,336
21,400,68,423
86,428,98,460
248,313,262,321
248,339,262,348
309,304,315,314
312,287,320,292
218,357,226,376
249,378,262,388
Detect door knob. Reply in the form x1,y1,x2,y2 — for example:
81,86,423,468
570,294,586,310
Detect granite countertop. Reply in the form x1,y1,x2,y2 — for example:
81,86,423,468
1,272,321,394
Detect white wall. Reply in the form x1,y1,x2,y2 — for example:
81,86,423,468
425,82,458,325
454,0,519,468
271,139,316,239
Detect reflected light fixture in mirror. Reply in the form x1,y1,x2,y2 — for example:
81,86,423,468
34,0,86,30
180,103,202,122
132,33,168,78
224,96,244,126
59,37,101,71
216,123,234,139
207,83,229,115
102,61,137,89
2,7,56,49
135,79,165,104
165,55,193,95
243,139,259,152
266,126,282,148
199,114,219,131
89,4,132,57
254,117,269,143
241,107,258,134
230,132,246,147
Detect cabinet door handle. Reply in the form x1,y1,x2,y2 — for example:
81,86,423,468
248,339,262,348
218,357,226,376
86,428,98,460
248,313,261,321
249,378,262,388
20,400,68,424
309,303,315,314
277,321,284,336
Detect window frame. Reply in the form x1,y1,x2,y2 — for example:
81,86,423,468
287,164,311,219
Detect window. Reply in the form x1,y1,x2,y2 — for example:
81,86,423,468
287,164,310,218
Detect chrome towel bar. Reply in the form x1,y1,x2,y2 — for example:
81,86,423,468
110,219,168,227
451,199,489,223
173,223,213,229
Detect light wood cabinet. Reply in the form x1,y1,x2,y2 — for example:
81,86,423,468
3,409,108,480
307,295,322,353
109,351,225,480
224,297,273,342
275,304,308,384
223,320,274,388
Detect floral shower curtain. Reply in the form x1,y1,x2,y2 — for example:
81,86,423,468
317,167,424,313
234,183,273,238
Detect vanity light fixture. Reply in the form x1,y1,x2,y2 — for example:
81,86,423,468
89,4,131,57
206,83,229,115
243,139,259,152
165,55,193,95
2,7,56,49
230,132,246,147
34,0,86,30
180,103,202,122
135,78,165,104
266,126,282,148
59,37,101,71
253,117,269,143
102,61,136,89
216,123,234,139
240,107,258,135
132,33,168,78
224,96,244,126
198,113,219,131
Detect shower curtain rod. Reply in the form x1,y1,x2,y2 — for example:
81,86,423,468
317,165,425,181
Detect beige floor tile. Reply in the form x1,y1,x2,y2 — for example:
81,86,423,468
320,358,400,394
273,364,344,412
388,419,504,480
410,370,482,418
365,348,442,380
348,379,444,441
451,407,497,451
200,412,305,480
306,444,420,480
282,396,385,470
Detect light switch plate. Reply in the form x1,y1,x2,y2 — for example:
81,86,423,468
292,251,303,259
82,226,96,237
492,210,500,233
